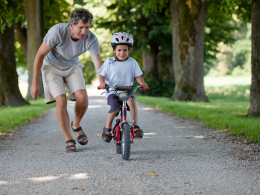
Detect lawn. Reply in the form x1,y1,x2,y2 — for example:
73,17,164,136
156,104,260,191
137,76,260,142
0,99,55,133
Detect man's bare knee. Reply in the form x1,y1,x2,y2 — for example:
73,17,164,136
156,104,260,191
55,95,67,109
74,90,88,107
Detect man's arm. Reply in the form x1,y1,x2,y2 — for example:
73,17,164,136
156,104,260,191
91,54,105,88
91,54,103,73
31,41,52,100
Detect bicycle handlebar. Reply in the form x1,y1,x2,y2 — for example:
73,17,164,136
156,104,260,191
97,84,150,96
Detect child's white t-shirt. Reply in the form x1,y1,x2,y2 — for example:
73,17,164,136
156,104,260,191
98,57,143,96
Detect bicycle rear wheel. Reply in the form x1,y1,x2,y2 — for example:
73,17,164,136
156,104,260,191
121,123,131,160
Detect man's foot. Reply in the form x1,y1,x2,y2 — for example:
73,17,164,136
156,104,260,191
65,139,77,152
102,127,112,143
134,125,144,138
71,121,88,145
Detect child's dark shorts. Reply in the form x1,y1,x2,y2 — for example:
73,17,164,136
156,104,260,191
107,94,135,113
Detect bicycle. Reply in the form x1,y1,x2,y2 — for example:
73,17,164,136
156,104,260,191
97,84,150,160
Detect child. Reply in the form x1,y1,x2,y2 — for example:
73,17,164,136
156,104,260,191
98,32,148,143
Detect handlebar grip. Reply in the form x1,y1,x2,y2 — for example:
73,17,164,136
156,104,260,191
140,84,150,90
97,84,108,90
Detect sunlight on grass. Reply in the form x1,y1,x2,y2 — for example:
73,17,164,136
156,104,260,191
137,81,260,143
0,99,55,133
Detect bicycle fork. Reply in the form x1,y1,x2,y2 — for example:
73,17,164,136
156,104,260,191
114,100,135,145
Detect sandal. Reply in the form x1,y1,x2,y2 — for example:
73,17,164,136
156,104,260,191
65,139,77,153
71,121,88,145
134,125,144,138
102,127,112,143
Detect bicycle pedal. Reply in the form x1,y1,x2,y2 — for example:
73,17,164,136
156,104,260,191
135,136,142,139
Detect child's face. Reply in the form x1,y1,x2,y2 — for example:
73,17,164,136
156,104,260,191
113,45,131,61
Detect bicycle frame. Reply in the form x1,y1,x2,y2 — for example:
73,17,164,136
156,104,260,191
112,100,135,146
106,85,141,145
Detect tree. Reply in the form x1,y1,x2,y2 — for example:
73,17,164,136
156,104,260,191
248,0,260,116
23,0,44,99
171,0,208,101
0,0,28,106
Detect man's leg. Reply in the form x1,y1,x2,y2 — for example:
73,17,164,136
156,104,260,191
55,94,73,141
72,89,88,141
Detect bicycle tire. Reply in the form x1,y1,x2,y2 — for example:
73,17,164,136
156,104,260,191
121,123,131,160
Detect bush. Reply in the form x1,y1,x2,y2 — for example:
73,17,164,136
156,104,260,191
82,61,97,84
135,77,175,97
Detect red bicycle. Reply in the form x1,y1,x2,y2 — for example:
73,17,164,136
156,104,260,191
98,84,150,160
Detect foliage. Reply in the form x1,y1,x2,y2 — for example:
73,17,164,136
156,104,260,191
81,60,97,84
137,84,260,142
95,0,172,66
43,0,71,34
203,0,239,74
15,42,27,71
135,77,175,97
0,98,55,133
0,0,25,32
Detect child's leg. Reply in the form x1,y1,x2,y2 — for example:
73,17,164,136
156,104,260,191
127,97,138,126
105,109,120,130
127,97,143,137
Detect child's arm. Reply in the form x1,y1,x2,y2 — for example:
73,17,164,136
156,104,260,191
99,74,106,89
135,76,148,90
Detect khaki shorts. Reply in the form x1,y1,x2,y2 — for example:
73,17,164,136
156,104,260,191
41,60,86,104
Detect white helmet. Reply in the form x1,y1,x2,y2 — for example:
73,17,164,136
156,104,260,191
111,32,133,48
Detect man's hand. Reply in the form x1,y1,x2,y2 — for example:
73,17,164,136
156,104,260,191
99,81,106,89
141,82,148,90
31,83,40,101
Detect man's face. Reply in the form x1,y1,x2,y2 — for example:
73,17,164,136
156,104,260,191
113,45,131,61
70,20,90,41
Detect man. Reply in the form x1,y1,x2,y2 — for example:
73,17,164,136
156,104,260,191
31,8,103,152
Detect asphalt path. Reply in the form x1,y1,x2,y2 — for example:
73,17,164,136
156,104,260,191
0,88,260,195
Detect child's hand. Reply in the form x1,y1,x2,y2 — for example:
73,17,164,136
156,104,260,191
141,83,148,90
99,82,106,89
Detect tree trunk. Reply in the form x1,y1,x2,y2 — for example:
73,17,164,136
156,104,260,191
159,55,175,80
24,0,44,99
143,46,174,80
15,22,28,59
171,0,208,101
142,51,157,78
248,0,260,116
0,22,28,106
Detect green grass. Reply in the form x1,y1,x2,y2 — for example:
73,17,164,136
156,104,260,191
136,84,260,142
0,99,55,133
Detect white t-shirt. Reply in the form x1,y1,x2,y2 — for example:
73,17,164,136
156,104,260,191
98,57,143,96
43,23,100,67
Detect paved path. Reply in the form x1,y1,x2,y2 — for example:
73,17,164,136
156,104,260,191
0,88,260,195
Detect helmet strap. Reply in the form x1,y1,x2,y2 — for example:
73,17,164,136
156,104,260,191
115,56,129,61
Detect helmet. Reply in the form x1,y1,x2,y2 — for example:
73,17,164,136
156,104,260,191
111,32,133,48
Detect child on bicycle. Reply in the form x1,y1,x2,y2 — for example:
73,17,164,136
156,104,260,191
98,32,148,143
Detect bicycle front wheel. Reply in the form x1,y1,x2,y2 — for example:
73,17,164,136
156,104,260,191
121,123,131,160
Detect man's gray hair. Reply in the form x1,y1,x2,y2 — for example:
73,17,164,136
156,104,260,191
70,8,93,26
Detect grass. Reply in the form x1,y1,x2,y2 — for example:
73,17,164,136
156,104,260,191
136,84,260,143
0,99,55,133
